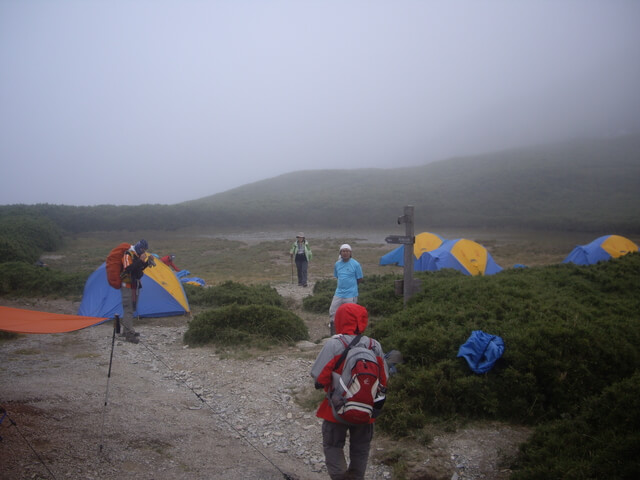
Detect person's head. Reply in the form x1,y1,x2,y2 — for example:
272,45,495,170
339,244,352,261
134,239,149,255
335,303,368,335
296,232,305,242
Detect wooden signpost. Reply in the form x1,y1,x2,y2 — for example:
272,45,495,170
385,205,422,306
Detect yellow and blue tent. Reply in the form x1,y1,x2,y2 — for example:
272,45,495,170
562,235,638,266
379,232,444,267
78,255,190,318
416,238,503,276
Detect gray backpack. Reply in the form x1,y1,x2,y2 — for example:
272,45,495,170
328,335,386,425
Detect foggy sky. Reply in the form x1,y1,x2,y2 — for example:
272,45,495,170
2,0,640,206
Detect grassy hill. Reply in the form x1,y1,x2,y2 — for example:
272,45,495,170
185,134,640,232
1,134,639,233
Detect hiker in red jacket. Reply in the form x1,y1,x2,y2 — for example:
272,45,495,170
160,254,180,271
310,303,388,480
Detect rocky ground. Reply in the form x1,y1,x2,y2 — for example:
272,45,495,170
1,284,530,480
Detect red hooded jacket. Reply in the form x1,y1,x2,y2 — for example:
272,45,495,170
310,303,388,423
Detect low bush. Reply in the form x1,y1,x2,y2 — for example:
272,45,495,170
0,214,64,263
302,279,336,313
0,262,87,297
511,370,640,480
365,253,640,434
183,304,309,348
301,275,405,316
185,280,283,307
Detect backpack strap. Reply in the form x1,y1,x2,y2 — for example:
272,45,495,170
333,334,362,373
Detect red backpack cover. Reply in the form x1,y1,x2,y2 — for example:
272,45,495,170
105,243,130,289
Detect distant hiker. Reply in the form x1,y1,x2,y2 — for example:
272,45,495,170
108,239,155,344
311,303,388,480
329,244,363,335
289,232,312,287
160,254,180,271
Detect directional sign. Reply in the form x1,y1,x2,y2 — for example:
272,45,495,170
385,235,414,245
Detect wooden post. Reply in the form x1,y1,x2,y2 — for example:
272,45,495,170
400,206,415,306
386,205,420,306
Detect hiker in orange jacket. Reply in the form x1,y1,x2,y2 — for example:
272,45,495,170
120,239,154,343
310,303,388,480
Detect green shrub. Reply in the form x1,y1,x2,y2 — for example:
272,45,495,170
0,214,64,263
301,275,405,316
357,274,404,316
0,262,87,297
371,253,640,434
183,304,309,348
302,278,335,312
186,281,283,307
511,371,640,480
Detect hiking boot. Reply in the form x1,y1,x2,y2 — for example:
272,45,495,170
125,334,139,344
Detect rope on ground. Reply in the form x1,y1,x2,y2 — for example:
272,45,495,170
0,405,58,480
134,336,297,480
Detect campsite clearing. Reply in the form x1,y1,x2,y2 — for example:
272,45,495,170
3,228,639,479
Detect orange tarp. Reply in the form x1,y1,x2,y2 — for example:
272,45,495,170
0,306,109,334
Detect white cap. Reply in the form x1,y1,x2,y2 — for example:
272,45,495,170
339,244,352,251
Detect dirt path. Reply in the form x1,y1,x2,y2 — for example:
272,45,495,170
1,287,530,480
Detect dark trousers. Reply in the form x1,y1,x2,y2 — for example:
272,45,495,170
322,420,374,480
295,254,308,286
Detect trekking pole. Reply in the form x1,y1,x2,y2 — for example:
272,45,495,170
290,256,294,284
99,315,118,453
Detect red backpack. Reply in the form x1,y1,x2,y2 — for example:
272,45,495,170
328,335,386,425
105,243,130,289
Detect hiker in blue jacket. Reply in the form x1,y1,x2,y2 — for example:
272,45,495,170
329,244,363,335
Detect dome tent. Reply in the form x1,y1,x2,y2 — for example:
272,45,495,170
416,238,503,276
78,255,190,319
379,232,444,267
562,235,638,266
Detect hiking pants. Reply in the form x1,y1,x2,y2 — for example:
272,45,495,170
120,287,137,337
295,253,308,286
322,420,373,480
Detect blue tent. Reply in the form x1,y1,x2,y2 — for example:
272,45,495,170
416,238,503,276
380,232,444,267
78,259,190,319
562,235,638,266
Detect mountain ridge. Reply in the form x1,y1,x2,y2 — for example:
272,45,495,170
2,134,639,233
